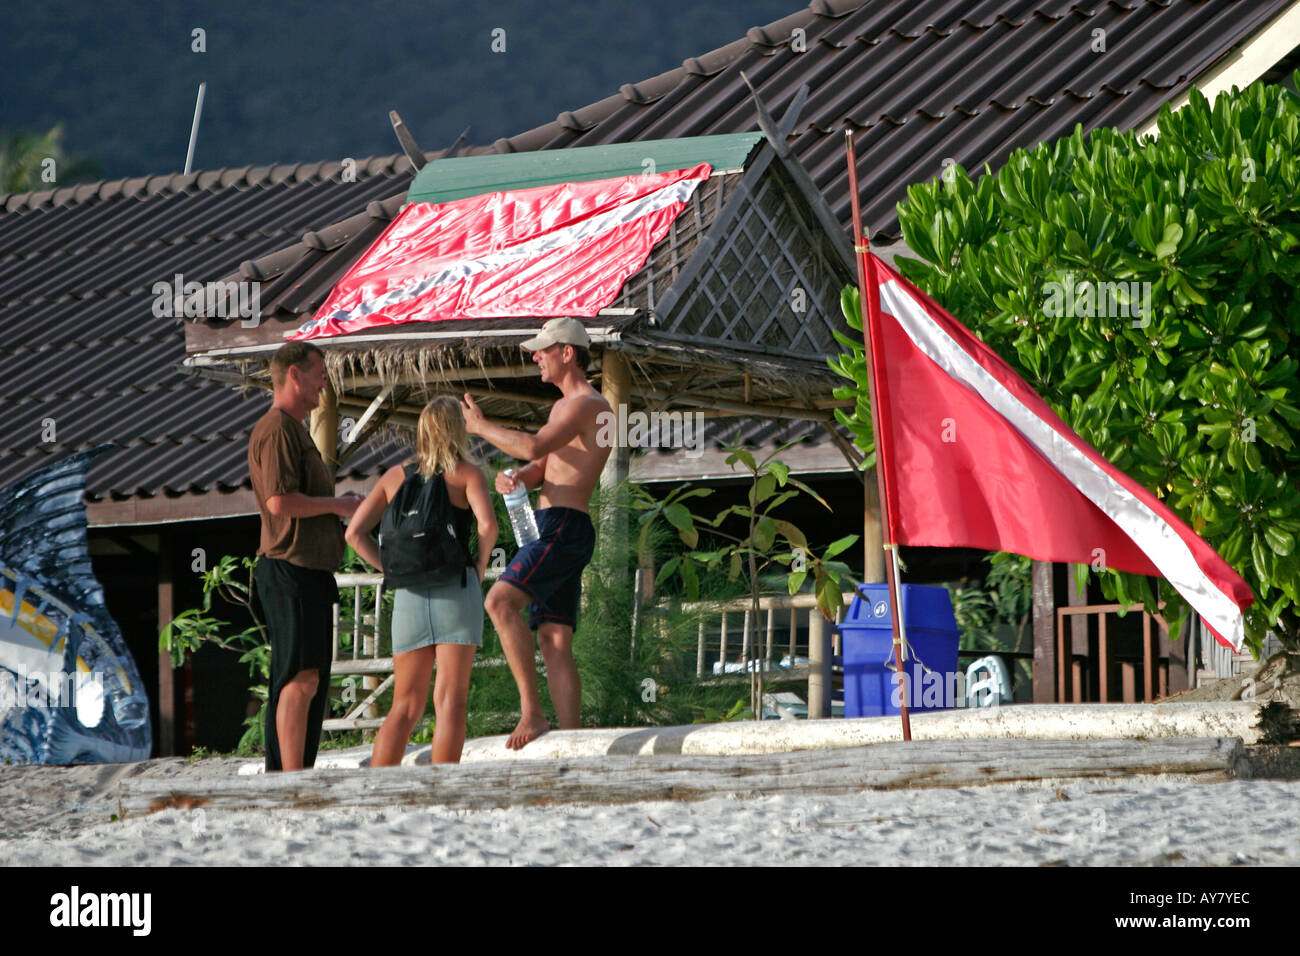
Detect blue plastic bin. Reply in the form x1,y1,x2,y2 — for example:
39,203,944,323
838,583,960,717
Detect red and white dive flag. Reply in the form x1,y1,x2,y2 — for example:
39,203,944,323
863,253,1254,650
293,164,712,340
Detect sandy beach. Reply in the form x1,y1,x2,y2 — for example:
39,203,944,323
3,751,1299,866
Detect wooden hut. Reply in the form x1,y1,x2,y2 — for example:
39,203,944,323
182,131,867,529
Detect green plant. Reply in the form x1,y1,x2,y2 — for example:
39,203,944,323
573,480,677,728
159,553,376,755
634,442,858,717
160,555,270,756
690,697,750,724
0,125,100,193
950,552,1033,651
835,77,1300,657
948,553,1034,695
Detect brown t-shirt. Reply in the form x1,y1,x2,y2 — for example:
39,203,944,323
248,407,345,571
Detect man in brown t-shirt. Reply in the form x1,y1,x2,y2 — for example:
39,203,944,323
248,342,360,771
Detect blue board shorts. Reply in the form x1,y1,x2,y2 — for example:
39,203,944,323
499,507,596,631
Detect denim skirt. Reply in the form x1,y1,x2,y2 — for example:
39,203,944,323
390,571,484,653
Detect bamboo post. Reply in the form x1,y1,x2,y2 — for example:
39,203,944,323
808,609,830,717
598,349,632,610
309,380,339,474
599,350,631,491
351,585,360,661
863,477,885,583
332,601,340,663
696,620,705,678
363,585,380,724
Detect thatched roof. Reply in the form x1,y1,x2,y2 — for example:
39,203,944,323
184,133,860,468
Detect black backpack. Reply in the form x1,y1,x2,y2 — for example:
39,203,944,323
377,465,470,588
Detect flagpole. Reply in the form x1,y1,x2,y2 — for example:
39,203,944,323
844,128,912,742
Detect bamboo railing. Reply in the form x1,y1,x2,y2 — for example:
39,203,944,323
325,575,855,731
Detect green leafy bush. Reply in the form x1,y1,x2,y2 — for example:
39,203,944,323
834,77,1300,656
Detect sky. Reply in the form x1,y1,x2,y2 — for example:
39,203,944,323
1,0,801,180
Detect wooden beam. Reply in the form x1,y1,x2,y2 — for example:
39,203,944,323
617,338,819,379
187,324,619,358
862,478,884,584
337,387,405,467
1067,568,1089,696
1163,616,1190,695
337,397,539,432
118,737,1247,817
741,71,856,276
1032,560,1056,703
817,418,865,480
341,366,539,388
86,478,371,527
101,531,158,562
337,384,394,466
156,530,176,757
388,110,428,171
777,84,810,140
638,389,836,421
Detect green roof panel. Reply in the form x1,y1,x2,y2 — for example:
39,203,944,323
406,133,764,205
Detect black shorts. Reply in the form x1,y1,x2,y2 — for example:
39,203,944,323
253,556,335,771
254,557,335,678
499,507,596,632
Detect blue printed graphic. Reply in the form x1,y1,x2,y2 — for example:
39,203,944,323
0,450,151,764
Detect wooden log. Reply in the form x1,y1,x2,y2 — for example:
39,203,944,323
119,737,1246,817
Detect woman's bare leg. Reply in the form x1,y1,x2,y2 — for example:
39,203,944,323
370,646,435,767
431,643,476,763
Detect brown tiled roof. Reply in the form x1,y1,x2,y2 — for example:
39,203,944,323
212,0,1290,330
0,157,416,510
488,0,1289,243
1,0,1289,512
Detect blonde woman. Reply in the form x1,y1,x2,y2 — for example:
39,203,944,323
346,397,497,765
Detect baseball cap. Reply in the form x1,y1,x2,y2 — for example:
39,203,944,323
520,317,591,351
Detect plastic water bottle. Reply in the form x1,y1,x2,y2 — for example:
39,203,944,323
502,469,539,546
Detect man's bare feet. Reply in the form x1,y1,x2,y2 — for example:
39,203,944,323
507,714,550,750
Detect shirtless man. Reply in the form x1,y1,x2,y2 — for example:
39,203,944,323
460,318,612,749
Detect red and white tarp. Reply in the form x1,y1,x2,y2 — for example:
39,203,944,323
293,164,712,340
863,253,1254,650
